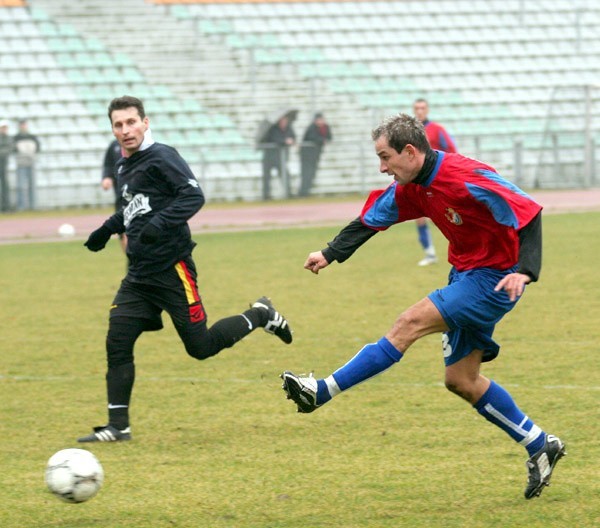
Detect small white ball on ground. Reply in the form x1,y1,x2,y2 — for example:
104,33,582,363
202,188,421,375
45,448,104,503
58,223,76,237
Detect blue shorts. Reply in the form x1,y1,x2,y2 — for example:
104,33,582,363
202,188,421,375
428,266,520,367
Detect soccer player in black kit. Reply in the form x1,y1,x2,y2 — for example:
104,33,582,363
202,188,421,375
78,96,292,442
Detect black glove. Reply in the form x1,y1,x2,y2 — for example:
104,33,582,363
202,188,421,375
139,223,161,244
84,225,112,252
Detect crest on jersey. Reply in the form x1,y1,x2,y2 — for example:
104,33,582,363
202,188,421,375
121,184,133,202
445,207,463,225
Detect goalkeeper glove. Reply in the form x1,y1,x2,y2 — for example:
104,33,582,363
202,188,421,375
84,225,112,252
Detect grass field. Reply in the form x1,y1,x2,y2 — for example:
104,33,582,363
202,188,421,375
1,212,599,527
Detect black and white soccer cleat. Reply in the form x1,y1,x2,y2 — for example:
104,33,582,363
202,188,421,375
524,434,566,499
252,296,292,344
77,425,131,443
281,370,321,413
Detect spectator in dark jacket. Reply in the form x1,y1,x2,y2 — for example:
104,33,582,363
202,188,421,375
0,120,11,212
13,118,41,211
299,113,332,197
261,117,295,200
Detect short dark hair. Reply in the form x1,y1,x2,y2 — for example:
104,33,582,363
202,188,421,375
108,95,146,122
413,98,429,105
372,113,430,153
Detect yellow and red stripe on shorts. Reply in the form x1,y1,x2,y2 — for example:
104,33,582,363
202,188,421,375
174,261,206,323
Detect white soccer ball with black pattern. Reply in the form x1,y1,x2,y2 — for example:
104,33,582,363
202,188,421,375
45,448,104,503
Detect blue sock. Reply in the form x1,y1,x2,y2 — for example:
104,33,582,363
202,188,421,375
316,337,403,404
417,223,430,250
474,381,546,456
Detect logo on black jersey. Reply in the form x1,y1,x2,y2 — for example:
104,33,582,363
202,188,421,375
188,178,200,188
121,183,133,202
123,193,152,227
445,208,463,225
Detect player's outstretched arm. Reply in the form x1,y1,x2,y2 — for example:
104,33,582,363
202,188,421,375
304,251,330,274
320,216,379,266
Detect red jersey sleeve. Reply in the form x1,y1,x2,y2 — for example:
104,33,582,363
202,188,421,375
360,183,424,230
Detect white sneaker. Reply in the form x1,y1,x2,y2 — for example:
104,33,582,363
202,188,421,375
418,255,438,266
280,371,321,413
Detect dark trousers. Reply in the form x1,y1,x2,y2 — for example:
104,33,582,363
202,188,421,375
0,159,9,212
16,165,35,211
262,147,291,200
299,145,322,197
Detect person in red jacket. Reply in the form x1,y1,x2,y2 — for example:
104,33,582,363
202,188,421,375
412,98,457,266
282,113,565,500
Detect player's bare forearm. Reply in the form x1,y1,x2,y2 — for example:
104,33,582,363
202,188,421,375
494,272,531,302
304,251,329,274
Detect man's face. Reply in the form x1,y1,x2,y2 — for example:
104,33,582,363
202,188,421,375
111,107,149,156
413,101,429,123
375,135,420,185
0,126,7,135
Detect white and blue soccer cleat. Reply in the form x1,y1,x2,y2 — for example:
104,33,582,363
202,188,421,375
524,434,566,499
281,371,321,413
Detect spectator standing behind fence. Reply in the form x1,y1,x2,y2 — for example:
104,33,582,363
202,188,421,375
412,98,457,266
299,113,332,197
261,116,296,201
13,118,41,211
102,138,127,252
0,120,11,212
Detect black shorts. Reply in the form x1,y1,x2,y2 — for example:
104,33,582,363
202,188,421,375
110,257,207,331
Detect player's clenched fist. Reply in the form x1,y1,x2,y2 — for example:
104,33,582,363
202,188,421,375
304,251,329,274
84,225,112,252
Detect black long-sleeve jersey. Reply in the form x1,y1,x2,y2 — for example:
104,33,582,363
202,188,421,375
102,143,205,279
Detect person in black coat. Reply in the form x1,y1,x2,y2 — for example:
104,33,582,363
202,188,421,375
299,113,332,197
261,116,295,200
0,120,11,212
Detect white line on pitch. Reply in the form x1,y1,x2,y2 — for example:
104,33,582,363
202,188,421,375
1,374,599,392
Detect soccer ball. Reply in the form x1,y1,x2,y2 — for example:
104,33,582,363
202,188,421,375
45,448,104,503
57,223,76,237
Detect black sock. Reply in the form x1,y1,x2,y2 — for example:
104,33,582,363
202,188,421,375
208,306,267,348
208,309,263,350
106,362,135,430
244,306,268,328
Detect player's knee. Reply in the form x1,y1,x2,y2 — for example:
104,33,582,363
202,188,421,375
444,376,463,396
444,372,476,401
106,333,134,368
106,317,144,369
182,337,218,361
391,309,422,343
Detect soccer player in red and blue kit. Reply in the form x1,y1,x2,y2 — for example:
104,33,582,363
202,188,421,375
281,114,565,499
413,98,457,266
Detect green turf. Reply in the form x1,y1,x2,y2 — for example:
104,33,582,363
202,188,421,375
1,213,599,527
